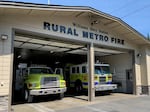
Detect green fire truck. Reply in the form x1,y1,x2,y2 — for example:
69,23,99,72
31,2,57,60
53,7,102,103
15,64,66,102
69,63,117,93
24,67,66,102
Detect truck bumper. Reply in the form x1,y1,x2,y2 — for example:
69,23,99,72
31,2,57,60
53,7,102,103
30,87,67,96
95,84,117,91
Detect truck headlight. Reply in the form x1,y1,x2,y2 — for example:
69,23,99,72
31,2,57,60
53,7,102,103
61,82,66,86
29,83,36,88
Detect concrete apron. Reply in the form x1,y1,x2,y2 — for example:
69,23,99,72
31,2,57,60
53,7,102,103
12,93,136,112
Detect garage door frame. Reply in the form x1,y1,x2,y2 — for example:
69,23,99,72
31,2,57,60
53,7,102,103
9,28,136,111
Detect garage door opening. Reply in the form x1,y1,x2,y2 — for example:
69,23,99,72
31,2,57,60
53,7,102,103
12,31,135,104
12,32,88,104
95,47,134,94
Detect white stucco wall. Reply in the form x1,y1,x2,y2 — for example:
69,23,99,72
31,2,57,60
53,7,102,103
0,14,138,50
145,47,150,86
140,47,148,86
0,23,13,96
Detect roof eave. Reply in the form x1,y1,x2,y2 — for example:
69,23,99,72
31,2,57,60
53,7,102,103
0,1,149,45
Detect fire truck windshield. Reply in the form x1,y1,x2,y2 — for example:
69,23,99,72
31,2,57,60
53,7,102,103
95,66,110,75
30,68,53,74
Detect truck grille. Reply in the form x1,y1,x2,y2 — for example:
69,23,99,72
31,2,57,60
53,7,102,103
41,77,59,88
99,76,106,84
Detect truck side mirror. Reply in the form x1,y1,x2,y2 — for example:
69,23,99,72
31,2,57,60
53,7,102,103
23,69,28,76
54,68,63,75
22,69,27,76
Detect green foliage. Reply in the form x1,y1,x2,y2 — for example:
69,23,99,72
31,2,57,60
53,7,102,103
147,33,150,41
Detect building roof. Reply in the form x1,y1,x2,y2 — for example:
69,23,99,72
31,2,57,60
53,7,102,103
0,1,150,46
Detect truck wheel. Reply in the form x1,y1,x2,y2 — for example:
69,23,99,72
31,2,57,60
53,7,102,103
24,89,34,103
58,93,64,100
75,80,83,94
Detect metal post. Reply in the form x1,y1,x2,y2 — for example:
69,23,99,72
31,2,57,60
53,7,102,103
48,0,50,4
87,43,95,101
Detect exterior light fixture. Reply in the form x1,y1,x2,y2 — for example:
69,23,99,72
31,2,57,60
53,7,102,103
91,20,99,25
50,51,54,53
55,62,60,64
137,53,142,57
1,34,8,40
17,55,22,59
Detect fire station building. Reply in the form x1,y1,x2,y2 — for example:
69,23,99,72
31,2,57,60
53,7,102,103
0,1,150,111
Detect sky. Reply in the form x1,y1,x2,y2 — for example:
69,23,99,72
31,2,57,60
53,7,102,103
5,0,150,37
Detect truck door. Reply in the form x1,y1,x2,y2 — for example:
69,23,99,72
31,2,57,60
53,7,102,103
126,69,133,94
55,68,63,75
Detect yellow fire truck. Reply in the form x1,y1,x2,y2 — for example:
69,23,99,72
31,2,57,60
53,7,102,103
15,63,66,102
69,63,117,93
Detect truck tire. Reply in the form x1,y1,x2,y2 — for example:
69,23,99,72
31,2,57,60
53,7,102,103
58,93,64,100
75,80,83,94
24,89,34,103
